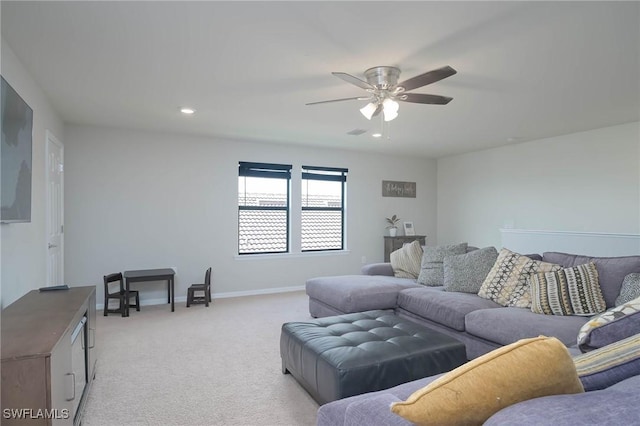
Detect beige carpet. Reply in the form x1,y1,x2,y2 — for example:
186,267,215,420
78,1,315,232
82,291,319,426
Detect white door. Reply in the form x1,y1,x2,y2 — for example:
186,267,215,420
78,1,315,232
46,131,64,287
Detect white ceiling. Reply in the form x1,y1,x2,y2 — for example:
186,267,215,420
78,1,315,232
2,1,639,158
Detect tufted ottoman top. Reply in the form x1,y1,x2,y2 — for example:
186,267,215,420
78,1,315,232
280,310,467,404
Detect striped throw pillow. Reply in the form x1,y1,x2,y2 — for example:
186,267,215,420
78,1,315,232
574,334,640,391
390,240,423,279
530,262,606,316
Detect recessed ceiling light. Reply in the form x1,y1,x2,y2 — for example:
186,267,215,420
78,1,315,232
179,107,195,115
372,133,382,138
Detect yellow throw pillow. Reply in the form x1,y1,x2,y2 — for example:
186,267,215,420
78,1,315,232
390,336,584,425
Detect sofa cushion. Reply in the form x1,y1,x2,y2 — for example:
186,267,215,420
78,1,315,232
484,374,640,426
390,336,584,425
478,248,561,307
416,242,468,286
465,307,588,347
390,240,423,279
576,295,640,352
530,262,607,316
343,394,411,426
443,246,498,293
397,287,501,331
542,252,640,308
305,275,419,314
616,273,640,306
574,334,640,391
317,374,444,426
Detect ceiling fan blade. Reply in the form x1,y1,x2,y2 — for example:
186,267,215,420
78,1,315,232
332,72,375,90
397,66,457,92
371,103,383,118
399,93,453,105
306,96,369,106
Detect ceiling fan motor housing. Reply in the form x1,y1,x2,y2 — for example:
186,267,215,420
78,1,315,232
364,66,400,90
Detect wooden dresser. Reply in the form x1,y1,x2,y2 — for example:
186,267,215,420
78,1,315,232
1,286,97,425
384,235,426,261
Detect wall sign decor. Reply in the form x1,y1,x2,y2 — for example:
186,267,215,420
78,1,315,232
382,180,416,198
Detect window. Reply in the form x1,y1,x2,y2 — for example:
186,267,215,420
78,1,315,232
238,162,291,254
301,165,348,251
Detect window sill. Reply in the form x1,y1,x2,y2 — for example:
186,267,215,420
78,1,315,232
234,250,351,261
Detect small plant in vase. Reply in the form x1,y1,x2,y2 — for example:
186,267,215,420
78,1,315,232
386,215,400,237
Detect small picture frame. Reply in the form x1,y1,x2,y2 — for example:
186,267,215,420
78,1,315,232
403,221,415,236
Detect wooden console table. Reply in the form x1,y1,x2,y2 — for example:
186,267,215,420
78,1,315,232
384,235,426,261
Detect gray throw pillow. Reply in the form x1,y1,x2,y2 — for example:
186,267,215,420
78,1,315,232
443,247,499,293
615,273,640,306
417,242,468,286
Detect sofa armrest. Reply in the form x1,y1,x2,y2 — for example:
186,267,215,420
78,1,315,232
361,263,394,276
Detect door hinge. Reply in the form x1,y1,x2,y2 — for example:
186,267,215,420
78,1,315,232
61,225,64,234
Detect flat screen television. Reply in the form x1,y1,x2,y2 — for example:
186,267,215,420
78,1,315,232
1,76,33,223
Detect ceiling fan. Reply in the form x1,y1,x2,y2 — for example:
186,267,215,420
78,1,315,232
307,65,456,122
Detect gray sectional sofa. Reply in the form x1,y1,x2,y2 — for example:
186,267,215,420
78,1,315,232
307,248,640,425
317,367,640,426
306,250,640,359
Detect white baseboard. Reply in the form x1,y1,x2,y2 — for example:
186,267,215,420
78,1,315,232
213,285,306,299
96,285,305,310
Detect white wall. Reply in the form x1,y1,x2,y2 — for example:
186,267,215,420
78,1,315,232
1,40,65,307
437,122,640,249
64,125,437,306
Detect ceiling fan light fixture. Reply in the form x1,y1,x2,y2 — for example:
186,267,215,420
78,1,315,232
383,109,398,122
360,102,378,120
382,98,399,121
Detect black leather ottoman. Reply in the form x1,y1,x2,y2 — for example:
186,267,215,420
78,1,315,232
280,310,467,405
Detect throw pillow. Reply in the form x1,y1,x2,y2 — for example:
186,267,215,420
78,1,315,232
390,240,423,279
542,252,640,308
443,246,499,293
477,248,561,307
574,333,640,391
416,242,467,286
576,295,640,352
615,273,640,306
390,336,584,425
530,262,607,316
